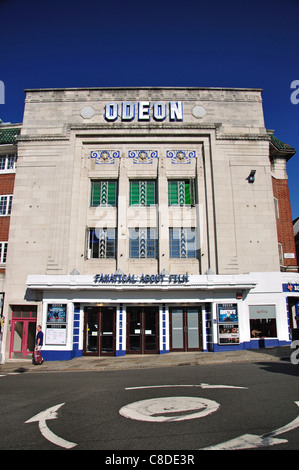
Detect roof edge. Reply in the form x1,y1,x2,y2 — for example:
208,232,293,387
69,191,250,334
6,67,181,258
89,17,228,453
24,86,264,93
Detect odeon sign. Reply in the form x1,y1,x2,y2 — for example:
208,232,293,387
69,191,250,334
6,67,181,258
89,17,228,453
104,101,183,122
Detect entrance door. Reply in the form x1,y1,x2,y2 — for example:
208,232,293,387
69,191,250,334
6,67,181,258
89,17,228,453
170,307,202,351
83,307,116,356
127,306,159,354
10,319,36,359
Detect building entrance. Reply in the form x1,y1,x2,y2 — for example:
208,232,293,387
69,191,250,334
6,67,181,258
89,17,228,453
126,306,159,354
83,306,116,356
169,307,202,351
9,305,37,359
10,319,36,359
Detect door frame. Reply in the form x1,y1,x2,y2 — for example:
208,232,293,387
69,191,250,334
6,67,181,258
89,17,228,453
83,306,116,356
126,306,159,354
169,306,202,352
10,318,36,359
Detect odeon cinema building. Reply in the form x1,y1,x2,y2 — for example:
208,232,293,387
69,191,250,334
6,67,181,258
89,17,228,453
0,86,299,363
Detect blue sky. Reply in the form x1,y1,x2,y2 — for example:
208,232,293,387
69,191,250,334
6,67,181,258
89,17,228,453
1,0,298,217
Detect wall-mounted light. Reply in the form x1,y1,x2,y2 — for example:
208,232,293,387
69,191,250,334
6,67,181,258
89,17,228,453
248,170,256,183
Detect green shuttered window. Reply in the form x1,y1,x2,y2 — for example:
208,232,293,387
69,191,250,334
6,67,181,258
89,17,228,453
90,180,117,207
168,180,195,206
129,180,156,206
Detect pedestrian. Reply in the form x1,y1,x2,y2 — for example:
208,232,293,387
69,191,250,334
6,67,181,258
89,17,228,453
33,325,44,364
35,325,44,350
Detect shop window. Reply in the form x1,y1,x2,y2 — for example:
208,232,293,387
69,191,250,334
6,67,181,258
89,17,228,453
168,180,195,206
87,228,116,259
169,227,198,258
249,305,277,338
129,228,157,259
90,180,117,207
0,195,12,215
129,180,156,206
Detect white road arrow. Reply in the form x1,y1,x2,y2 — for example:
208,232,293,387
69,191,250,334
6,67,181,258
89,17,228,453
202,401,299,450
25,403,77,449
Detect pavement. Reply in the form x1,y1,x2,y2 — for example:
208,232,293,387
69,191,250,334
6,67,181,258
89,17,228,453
0,346,295,374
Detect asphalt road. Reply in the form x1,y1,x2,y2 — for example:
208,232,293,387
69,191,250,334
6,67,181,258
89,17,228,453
1,360,299,452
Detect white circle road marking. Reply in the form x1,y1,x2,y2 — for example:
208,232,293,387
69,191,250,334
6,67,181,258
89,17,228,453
119,396,220,423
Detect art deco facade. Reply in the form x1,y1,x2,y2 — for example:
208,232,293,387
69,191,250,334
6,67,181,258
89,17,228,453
0,87,298,362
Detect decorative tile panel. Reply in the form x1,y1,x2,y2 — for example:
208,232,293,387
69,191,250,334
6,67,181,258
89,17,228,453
90,150,120,164
128,150,158,164
166,150,196,164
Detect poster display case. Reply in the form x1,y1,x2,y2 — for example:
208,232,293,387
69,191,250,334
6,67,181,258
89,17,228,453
45,304,67,345
217,303,239,345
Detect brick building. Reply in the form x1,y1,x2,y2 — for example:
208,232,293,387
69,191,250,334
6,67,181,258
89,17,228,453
0,123,21,361
0,87,298,363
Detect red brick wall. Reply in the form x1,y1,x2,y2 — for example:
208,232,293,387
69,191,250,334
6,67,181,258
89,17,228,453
0,173,15,195
272,177,297,267
0,174,15,273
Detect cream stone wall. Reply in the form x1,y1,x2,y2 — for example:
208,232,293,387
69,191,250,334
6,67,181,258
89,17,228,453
4,87,279,306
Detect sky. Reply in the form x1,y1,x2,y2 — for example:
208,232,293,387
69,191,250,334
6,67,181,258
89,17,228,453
0,0,298,217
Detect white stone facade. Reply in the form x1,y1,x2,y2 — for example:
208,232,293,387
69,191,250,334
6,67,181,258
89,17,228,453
1,87,297,362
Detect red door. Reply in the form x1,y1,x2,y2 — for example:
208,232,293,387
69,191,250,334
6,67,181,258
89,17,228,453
10,319,36,359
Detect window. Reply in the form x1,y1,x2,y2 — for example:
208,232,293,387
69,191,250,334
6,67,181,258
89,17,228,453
0,195,12,215
87,228,116,259
274,197,279,219
278,243,283,265
129,228,157,258
249,305,277,338
169,228,198,258
11,305,37,318
0,242,7,263
90,180,117,207
129,180,156,206
0,154,17,172
168,180,195,206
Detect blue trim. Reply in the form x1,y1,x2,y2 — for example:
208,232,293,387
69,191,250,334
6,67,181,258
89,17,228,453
41,349,82,361
205,303,213,352
117,304,125,355
160,304,168,353
159,349,169,355
213,338,291,352
116,349,126,356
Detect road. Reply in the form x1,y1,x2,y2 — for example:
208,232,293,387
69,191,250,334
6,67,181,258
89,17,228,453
1,360,299,451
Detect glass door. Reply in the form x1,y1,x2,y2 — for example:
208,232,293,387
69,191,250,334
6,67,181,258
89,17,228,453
83,307,116,356
127,307,141,353
127,306,159,354
100,307,116,356
170,307,202,351
84,308,99,355
10,319,36,359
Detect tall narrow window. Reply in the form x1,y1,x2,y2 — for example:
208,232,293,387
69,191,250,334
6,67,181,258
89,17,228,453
168,180,195,206
129,228,157,258
169,228,198,259
0,195,12,215
0,242,7,263
129,180,156,206
87,228,116,259
90,180,117,207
